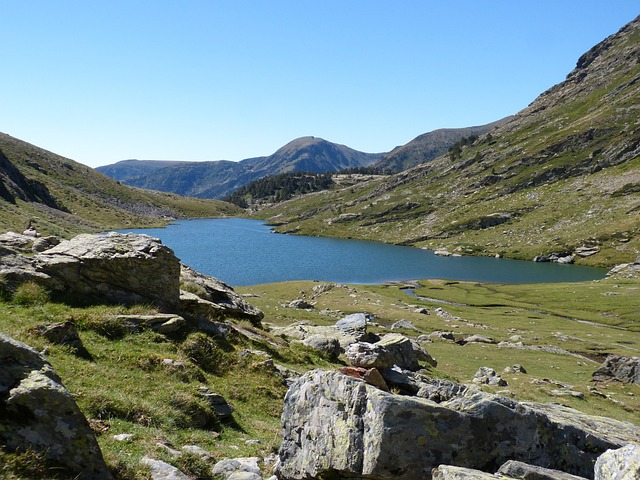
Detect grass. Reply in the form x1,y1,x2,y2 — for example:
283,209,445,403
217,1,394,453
1,272,639,478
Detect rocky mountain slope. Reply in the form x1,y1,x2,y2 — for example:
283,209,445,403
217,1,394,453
373,117,511,172
0,132,240,237
255,16,640,268
97,136,385,199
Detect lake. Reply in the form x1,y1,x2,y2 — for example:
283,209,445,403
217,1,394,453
117,218,606,286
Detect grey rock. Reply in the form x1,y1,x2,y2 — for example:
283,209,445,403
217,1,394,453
212,457,261,479
391,319,420,331
504,364,527,374
416,377,470,403
432,465,497,479
288,298,313,309
141,456,190,480
33,320,84,349
463,334,496,344
594,444,640,480
301,334,341,360
31,235,61,252
0,334,114,479
277,370,640,479
199,387,234,419
115,313,186,334
179,264,263,324
429,330,456,341
473,366,508,386
376,332,437,370
592,354,640,385
113,433,135,441
345,342,394,369
498,459,588,479
335,312,370,339
181,445,212,460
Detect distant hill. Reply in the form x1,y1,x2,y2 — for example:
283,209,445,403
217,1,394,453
97,136,385,199
374,118,512,172
254,16,640,268
0,133,240,237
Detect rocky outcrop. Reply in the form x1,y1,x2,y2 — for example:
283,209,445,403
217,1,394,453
0,232,263,323
276,369,640,480
179,264,264,324
592,354,639,385
0,334,114,479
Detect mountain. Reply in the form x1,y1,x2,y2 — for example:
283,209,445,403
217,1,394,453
0,132,240,237
374,118,512,172
96,159,185,182
97,136,385,199
254,16,640,268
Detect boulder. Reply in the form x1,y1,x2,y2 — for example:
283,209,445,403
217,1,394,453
335,312,370,340
211,457,262,480
288,298,314,309
463,334,496,345
431,465,497,479
115,314,187,334
277,370,640,480
592,354,639,385
498,460,588,479
179,264,264,324
0,334,114,479
391,319,420,332
301,334,341,360
472,367,508,386
199,387,234,419
1,232,181,309
141,456,190,480
594,444,640,479
376,333,437,370
31,320,84,349
345,342,394,369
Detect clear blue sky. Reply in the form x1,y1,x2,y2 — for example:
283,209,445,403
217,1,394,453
2,2,638,168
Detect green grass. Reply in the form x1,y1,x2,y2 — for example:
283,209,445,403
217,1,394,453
1,273,639,479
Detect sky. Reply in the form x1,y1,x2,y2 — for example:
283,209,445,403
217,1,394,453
2,2,638,168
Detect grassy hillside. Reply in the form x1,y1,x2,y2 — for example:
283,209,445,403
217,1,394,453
1,274,638,478
254,17,640,268
0,132,240,237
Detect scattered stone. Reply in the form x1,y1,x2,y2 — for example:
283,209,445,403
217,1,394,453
345,342,394,369
0,334,114,479
548,389,585,399
414,307,429,314
606,260,640,280
428,331,456,342
31,320,84,349
504,364,527,374
592,354,640,385
181,445,212,460
113,433,134,442
141,456,190,480
390,319,420,331
575,246,601,257
245,439,261,445
301,334,341,360
434,249,452,256
594,444,640,479
463,334,496,344
199,387,234,419
432,465,497,479
473,366,508,386
115,313,186,334
288,298,313,309
312,283,335,295
498,459,588,479
211,457,262,480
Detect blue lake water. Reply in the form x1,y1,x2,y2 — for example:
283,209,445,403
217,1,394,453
116,218,606,286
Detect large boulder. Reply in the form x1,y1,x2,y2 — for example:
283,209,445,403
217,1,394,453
0,334,114,479
276,370,640,480
0,232,181,309
376,333,437,370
